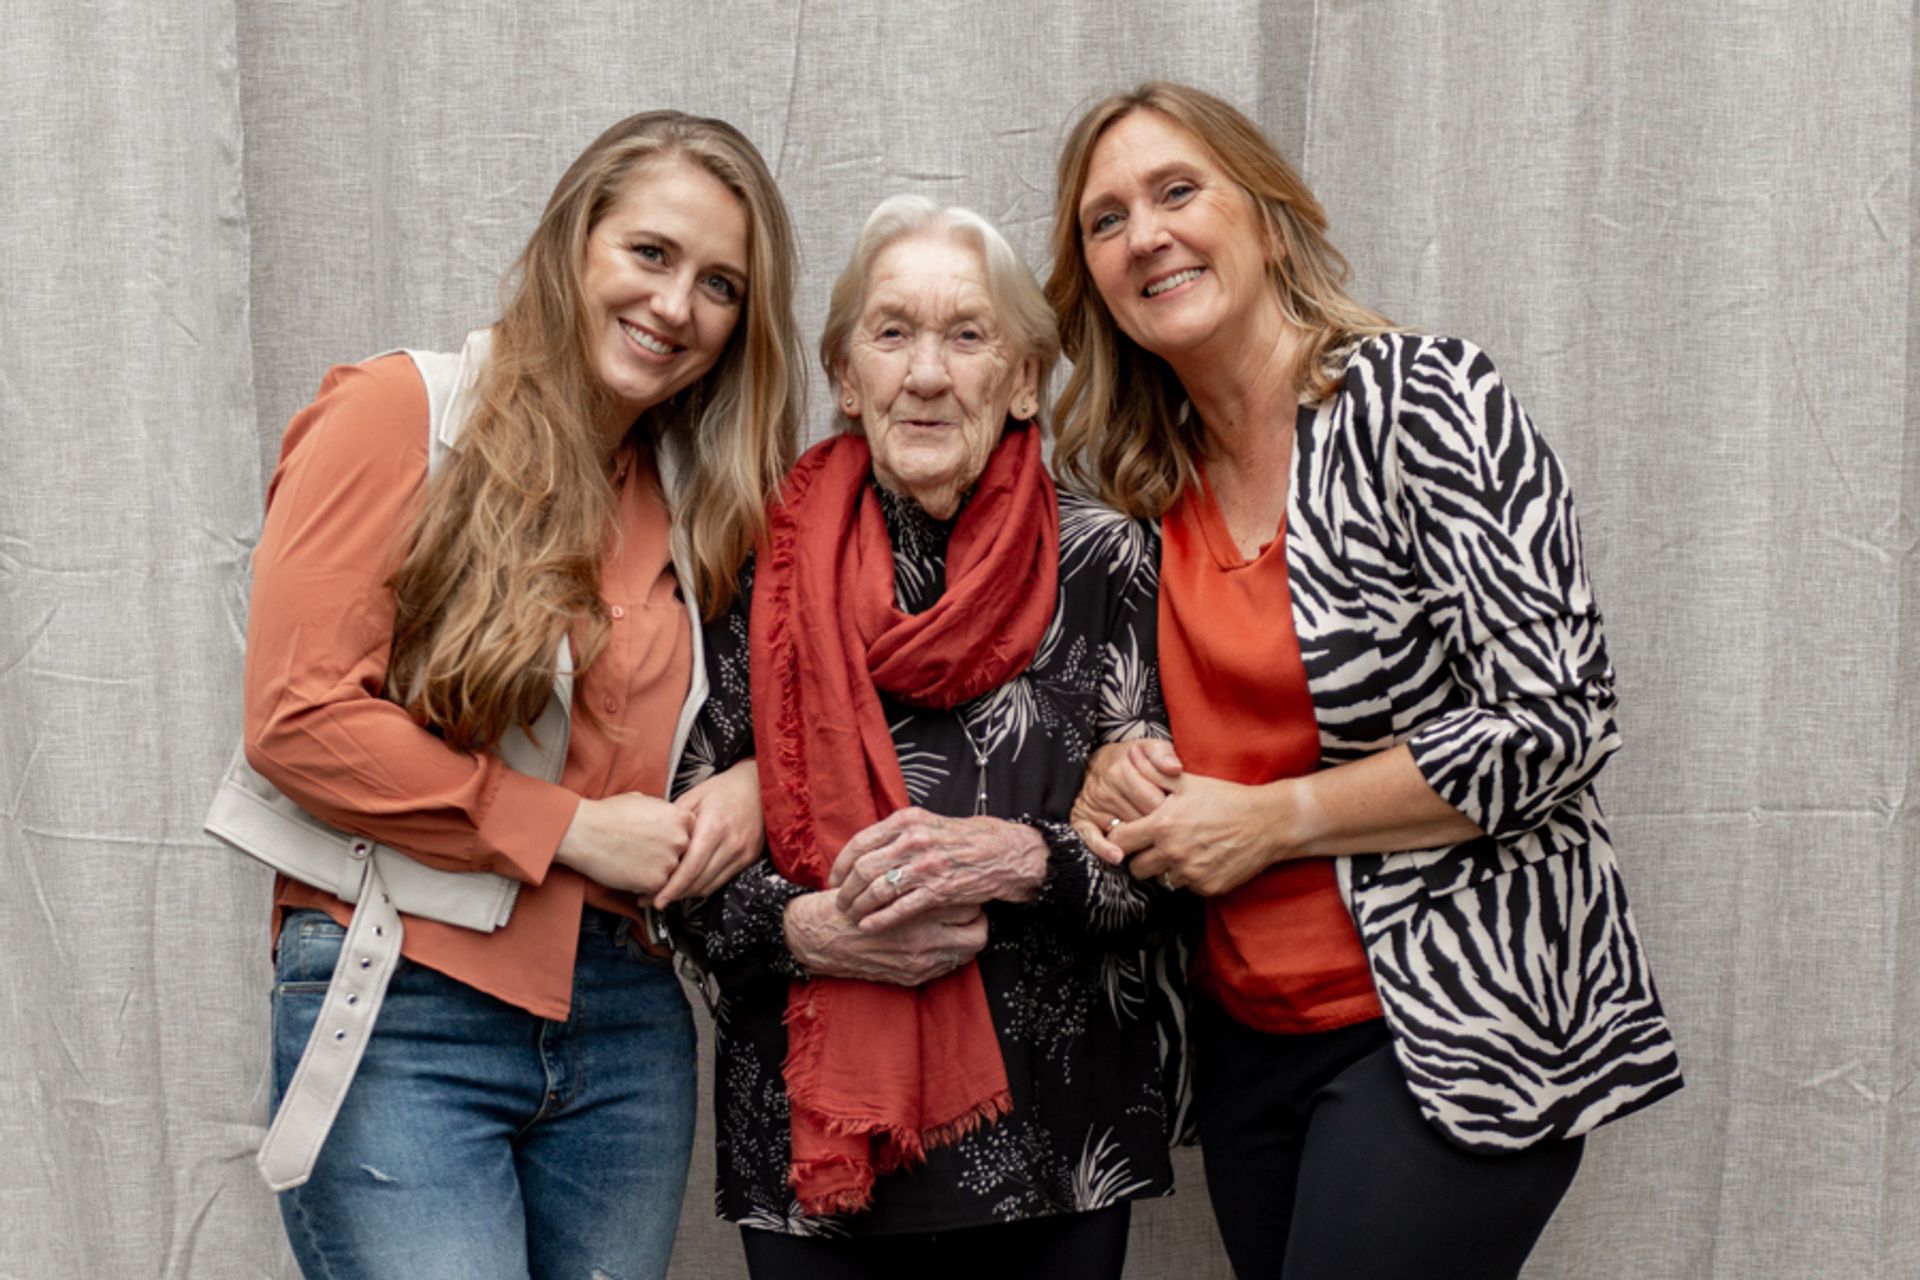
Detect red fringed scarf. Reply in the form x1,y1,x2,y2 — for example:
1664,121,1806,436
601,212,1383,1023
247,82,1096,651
750,424,1060,1215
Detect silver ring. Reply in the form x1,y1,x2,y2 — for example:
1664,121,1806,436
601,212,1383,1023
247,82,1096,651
885,867,906,889
1107,816,1122,833
943,951,962,971
1159,872,1176,891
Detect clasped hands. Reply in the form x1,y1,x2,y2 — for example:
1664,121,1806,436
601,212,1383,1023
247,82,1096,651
1070,739,1286,897
554,757,763,908
783,808,1047,987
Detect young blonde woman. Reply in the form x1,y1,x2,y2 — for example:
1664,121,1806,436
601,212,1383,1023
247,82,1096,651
1051,83,1680,1279
213,111,802,1279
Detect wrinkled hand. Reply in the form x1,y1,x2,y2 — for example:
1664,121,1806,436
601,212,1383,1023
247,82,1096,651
829,808,1048,931
655,759,764,909
554,792,692,901
1071,740,1183,865
783,891,988,986
1112,772,1288,898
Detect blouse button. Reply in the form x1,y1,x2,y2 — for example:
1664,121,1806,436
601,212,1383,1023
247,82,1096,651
609,605,626,620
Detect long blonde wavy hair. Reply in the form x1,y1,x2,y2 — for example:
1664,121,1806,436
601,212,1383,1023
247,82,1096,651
387,111,803,752
1045,82,1397,518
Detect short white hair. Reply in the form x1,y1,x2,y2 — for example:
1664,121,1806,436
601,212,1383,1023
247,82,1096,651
819,195,1060,431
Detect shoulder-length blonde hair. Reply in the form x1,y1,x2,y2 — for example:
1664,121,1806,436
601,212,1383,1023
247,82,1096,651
819,194,1059,431
1045,81,1396,518
388,110,803,752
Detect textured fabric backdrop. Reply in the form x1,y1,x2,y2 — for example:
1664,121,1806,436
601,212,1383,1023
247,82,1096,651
2,2,1911,1276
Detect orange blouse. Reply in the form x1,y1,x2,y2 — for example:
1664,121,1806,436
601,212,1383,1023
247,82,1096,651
247,354,692,1021
1159,467,1382,1035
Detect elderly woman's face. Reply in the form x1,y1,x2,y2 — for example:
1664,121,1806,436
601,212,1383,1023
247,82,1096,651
840,233,1038,520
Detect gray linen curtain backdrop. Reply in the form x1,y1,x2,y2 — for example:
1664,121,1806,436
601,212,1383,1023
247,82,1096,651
3,1,1912,1276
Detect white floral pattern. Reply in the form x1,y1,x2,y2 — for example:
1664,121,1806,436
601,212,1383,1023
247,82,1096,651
1072,1127,1153,1211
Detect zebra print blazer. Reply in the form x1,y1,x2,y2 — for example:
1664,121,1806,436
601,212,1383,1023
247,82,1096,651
1287,333,1681,1151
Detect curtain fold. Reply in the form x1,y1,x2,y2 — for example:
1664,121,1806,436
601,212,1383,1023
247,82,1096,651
1888,5,1920,1275
0,1,274,1276
1,3,1908,1276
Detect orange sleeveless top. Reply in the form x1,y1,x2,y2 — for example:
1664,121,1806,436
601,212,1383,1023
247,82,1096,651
1159,467,1382,1034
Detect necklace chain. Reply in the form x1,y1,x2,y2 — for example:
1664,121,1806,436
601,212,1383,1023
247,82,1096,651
956,712,990,817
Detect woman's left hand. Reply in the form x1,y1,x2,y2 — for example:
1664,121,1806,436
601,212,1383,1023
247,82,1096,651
1111,773,1289,898
830,807,1048,931
1071,739,1184,864
655,758,764,908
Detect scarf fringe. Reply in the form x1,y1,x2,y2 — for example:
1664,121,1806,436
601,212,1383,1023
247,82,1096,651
787,1156,876,1217
760,473,825,884
914,1089,1014,1157
786,1089,1016,1165
785,1089,1015,1215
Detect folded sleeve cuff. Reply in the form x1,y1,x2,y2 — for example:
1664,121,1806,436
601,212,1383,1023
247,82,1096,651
472,768,578,885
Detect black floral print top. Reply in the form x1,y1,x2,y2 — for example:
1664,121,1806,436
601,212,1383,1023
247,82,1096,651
672,484,1191,1238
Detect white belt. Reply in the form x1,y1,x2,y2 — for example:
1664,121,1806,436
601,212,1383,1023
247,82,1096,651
259,862,404,1191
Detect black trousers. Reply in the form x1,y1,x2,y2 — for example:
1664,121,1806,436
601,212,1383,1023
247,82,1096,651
740,1203,1131,1280
1194,1002,1583,1280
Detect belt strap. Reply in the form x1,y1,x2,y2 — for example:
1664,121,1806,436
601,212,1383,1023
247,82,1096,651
258,863,403,1191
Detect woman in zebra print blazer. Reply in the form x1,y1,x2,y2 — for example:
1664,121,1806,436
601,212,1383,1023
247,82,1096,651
1044,83,1682,1279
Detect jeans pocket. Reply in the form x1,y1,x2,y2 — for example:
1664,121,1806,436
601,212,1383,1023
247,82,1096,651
276,909,345,994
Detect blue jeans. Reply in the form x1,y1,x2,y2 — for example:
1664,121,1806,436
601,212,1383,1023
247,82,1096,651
271,908,695,1280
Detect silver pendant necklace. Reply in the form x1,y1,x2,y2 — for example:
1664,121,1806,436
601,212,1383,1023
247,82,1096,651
956,713,990,817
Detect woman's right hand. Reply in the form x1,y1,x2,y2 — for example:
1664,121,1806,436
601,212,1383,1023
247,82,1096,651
554,792,693,901
655,758,764,909
783,890,987,986
1071,739,1184,864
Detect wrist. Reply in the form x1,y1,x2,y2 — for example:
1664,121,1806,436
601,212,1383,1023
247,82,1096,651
983,817,1044,905
553,796,596,872
1263,775,1322,862
781,892,838,971
1003,822,1049,902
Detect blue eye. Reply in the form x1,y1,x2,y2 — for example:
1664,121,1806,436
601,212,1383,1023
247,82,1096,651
1087,210,1121,236
633,243,665,264
1165,181,1197,203
704,274,741,302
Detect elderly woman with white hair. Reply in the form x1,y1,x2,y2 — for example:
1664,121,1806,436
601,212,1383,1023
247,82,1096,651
676,195,1187,1279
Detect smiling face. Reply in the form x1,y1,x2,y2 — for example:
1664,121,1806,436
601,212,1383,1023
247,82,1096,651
579,154,749,441
1077,109,1285,370
839,232,1039,520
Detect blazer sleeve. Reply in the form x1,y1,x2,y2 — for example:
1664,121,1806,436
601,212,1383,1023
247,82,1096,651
241,356,578,883
1379,336,1621,841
